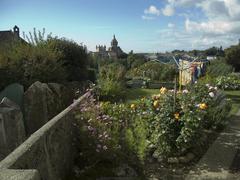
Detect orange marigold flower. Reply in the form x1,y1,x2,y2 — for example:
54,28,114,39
199,103,207,110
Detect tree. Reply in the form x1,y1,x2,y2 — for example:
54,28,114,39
205,47,219,56
0,29,67,88
225,45,240,71
206,58,233,77
127,53,146,70
126,61,177,82
47,38,89,81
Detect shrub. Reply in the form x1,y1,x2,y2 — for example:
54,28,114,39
206,59,233,77
214,74,240,90
225,44,240,71
0,28,91,89
47,37,89,81
0,39,66,88
75,84,231,165
126,61,176,82
97,63,126,102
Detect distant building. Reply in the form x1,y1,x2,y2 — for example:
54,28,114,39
95,35,125,59
0,25,25,51
206,56,217,61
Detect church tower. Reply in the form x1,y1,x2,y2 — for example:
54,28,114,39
13,25,19,37
111,35,118,48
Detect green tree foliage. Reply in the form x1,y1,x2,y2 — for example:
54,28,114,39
205,46,219,56
127,52,146,69
47,38,89,81
0,28,90,90
225,45,240,71
127,61,177,82
98,63,126,101
206,58,233,77
0,30,66,88
204,46,224,57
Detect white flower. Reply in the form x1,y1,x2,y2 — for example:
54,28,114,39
103,145,108,150
182,89,189,94
209,86,214,91
206,84,210,87
214,87,218,90
209,92,215,98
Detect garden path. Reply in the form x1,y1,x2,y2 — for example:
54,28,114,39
185,109,240,180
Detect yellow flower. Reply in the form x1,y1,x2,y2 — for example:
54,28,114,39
174,112,180,120
141,97,145,101
130,104,136,109
160,87,167,94
153,100,160,108
199,103,207,110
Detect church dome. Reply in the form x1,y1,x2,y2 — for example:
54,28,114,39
111,35,118,47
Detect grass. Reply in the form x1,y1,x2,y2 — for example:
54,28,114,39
124,88,159,103
224,90,240,116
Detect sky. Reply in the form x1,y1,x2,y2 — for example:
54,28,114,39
1,0,240,53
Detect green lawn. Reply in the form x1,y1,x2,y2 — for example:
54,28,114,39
124,88,159,103
224,90,240,116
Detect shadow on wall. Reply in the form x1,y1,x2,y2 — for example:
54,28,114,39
0,81,76,162
0,90,91,180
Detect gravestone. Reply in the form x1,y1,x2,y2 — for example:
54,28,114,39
0,97,26,160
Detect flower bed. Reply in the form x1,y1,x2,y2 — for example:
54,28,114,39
73,84,231,177
214,74,240,90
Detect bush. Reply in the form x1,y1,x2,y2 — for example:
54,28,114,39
47,37,89,81
0,28,91,89
126,61,176,82
225,44,240,71
214,74,240,90
97,63,126,102
0,39,66,88
75,84,231,166
206,59,233,77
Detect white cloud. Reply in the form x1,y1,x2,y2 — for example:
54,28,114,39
168,23,175,28
167,0,205,8
184,0,240,36
144,5,161,16
142,15,155,20
186,18,240,35
198,0,229,20
224,0,240,20
162,4,175,16
142,0,240,51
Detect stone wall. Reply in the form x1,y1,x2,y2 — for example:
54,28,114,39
0,91,91,180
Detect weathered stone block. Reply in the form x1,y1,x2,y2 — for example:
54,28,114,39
0,169,40,180
24,81,73,136
0,97,26,160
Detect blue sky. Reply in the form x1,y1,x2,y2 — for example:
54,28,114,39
1,0,240,52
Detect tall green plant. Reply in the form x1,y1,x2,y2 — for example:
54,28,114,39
98,63,126,101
